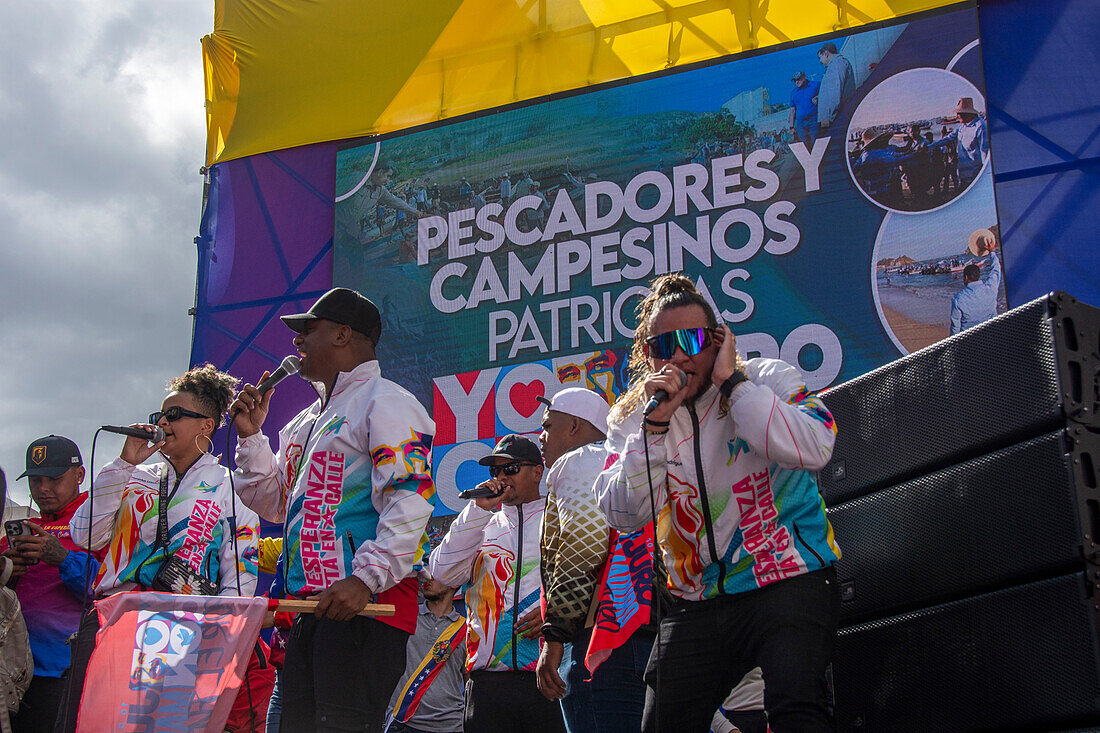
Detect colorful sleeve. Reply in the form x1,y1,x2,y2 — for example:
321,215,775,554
428,501,493,588
350,389,436,593
541,452,610,643
71,459,140,551
233,431,290,523
594,411,667,533
728,358,837,471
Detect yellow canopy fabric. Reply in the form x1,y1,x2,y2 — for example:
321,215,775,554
203,0,961,164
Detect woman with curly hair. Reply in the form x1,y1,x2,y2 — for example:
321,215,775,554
594,274,840,733
57,364,260,732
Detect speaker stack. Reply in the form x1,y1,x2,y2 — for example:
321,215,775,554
820,292,1100,732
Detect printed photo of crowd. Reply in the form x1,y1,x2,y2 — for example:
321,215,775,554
847,69,989,213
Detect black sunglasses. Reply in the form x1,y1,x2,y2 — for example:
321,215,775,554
488,462,539,478
149,406,213,424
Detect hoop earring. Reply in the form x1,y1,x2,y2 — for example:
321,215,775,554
195,433,213,456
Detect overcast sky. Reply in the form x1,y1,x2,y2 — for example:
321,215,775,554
0,1,210,507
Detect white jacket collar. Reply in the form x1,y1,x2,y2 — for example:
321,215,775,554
313,360,381,402
501,495,546,525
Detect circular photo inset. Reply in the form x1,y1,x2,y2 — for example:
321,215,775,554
871,169,1007,354
847,67,989,214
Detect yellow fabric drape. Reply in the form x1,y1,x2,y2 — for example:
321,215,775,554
203,0,962,164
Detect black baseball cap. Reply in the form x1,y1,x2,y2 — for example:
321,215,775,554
478,435,542,466
281,288,382,340
18,435,83,479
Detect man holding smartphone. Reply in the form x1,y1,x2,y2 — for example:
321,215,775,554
1,436,102,733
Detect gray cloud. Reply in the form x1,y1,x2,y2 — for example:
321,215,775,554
0,1,211,506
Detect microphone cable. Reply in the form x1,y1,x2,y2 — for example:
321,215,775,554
641,421,666,732
82,429,103,611
224,420,257,733
60,428,105,733
224,386,317,733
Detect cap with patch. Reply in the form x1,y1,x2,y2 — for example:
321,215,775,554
18,435,82,480
478,435,543,466
536,388,610,435
791,70,807,81
280,287,382,340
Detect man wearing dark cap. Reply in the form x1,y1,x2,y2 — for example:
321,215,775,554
1,436,101,733
429,436,566,733
787,71,821,145
232,287,437,732
534,388,651,731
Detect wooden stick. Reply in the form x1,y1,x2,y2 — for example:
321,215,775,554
271,599,395,617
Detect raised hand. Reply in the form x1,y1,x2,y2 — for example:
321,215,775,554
231,371,274,438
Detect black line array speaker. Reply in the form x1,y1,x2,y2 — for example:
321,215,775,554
819,292,1100,731
830,427,1100,623
834,572,1100,732
819,292,1099,506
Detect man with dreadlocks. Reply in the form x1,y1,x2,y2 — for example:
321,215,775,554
594,274,840,732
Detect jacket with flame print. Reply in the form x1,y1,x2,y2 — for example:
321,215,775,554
596,358,840,601
429,497,545,672
73,453,259,597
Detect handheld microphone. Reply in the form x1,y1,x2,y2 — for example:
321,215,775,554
458,481,504,501
232,356,301,417
256,355,301,396
101,425,165,442
642,370,688,417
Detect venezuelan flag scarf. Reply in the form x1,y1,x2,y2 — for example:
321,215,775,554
391,617,467,723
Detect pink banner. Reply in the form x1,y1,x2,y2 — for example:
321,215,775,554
77,592,267,733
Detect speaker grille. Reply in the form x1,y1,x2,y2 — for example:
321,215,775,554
834,572,1100,732
829,430,1095,622
819,292,1100,506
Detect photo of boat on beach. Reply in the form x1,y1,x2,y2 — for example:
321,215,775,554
872,169,1006,353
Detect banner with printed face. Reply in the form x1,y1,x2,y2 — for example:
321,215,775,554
333,5,1004,513
76,593,267,733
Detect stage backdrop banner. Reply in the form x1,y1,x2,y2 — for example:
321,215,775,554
333,5,1004,513
75,593,267,733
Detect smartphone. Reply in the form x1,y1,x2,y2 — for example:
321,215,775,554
4,520,24,542
4,520,35,564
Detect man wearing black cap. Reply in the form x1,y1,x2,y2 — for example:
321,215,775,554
429,435,566,733
232,287,437,733
1,436,101,733
788,71,821,145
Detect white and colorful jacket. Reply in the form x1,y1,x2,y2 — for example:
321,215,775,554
540,443,610,643
595,358,840,602
429,497,544,672
72,453,259,597
233,360,435,626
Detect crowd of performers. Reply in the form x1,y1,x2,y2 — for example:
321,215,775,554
2,274,840,733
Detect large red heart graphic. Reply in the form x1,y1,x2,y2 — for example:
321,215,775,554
509,380,545,418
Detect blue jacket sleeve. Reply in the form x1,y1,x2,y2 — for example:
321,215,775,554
58,550,100,602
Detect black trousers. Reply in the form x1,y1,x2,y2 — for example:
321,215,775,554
463,670,566,733
278,614,408,732
642,566,838,733
52,607,99,733
13,675,66,733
